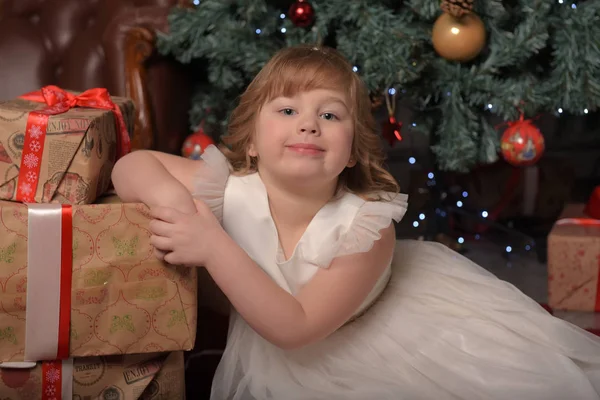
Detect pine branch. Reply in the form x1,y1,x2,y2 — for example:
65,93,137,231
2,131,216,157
539,2,600,114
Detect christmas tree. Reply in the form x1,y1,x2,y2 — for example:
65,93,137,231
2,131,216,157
157,0,600,172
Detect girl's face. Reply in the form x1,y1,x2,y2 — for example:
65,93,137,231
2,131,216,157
249,88,355,189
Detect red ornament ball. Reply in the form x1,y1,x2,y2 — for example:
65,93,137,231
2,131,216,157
288,0,315,28
382,116,403,146
181,130,215,159
500,116,545,166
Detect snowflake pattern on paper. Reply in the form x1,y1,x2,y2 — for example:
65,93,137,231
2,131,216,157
46,367,60,383
45,386,56,396
26,171,37,182
28,125,43,139
23,153,39,169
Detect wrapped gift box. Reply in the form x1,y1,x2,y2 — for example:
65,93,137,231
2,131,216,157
0,351,185,399
0,86,134,205
547,203,600,311
0,200,197,362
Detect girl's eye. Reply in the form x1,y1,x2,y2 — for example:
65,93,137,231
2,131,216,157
280,108,296,116
320,113,338,121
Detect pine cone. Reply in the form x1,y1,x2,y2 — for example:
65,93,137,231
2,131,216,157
441,0,474,18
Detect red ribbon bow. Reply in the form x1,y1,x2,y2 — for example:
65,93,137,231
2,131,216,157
20,85,131,158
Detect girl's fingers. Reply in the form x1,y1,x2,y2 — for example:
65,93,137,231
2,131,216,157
150,235,173,252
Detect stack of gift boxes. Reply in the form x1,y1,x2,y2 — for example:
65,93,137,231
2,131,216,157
0,86,196,399
547,186,600,335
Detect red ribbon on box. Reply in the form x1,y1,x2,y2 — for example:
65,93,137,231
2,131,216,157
15,85,131,203
41,359,73,400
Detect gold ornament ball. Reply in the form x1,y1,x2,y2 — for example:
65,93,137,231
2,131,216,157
432,12,486,62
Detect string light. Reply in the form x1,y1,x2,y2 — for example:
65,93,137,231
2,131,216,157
571,3,577,9
193,0,200,5
281,27,287,33
352,66,359,72
558,107,563,113
412,171,538,256
409,157,416,164
280,13,286,19
255,28,262,34
584,108,589,114
388,88,396,95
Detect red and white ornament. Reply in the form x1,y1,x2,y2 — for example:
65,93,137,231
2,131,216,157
181,127,215,159
500,113,545,166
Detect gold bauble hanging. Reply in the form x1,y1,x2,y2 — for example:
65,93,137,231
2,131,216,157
432,12,486,62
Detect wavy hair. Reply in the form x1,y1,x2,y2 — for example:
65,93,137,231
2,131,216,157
219,45,400,199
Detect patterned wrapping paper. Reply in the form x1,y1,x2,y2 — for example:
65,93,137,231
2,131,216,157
0,88,134,205
0,200,197,362
0,351,185,400
548,203,600,312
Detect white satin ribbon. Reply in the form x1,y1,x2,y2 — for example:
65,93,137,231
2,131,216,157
62,358,73,399
26,204,63,362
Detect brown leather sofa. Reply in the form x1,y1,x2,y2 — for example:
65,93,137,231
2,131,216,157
0,0,194,155
0,1,228,398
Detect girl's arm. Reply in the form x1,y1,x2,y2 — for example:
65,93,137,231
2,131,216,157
111,151,200,214
205,223,396,350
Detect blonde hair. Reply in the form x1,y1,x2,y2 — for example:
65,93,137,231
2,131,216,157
219,45,400,198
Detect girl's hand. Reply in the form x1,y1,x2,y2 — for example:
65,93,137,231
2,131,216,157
148,199,223,267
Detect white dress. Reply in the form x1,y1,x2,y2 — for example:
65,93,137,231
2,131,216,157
194,146,600,400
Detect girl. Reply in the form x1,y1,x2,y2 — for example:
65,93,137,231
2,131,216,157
112,45,600,400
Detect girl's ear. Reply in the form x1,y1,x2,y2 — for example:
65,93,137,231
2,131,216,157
248,143,258,158
347,156,357,168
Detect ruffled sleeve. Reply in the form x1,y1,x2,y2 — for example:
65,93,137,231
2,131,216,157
191,145,231,222
309,192,408,267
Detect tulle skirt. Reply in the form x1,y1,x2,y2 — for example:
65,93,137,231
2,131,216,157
211,240,600,400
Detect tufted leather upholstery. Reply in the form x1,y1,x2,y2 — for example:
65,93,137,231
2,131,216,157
0,0,193,154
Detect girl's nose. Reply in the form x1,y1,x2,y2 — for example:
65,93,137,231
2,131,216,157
298,118,320,136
